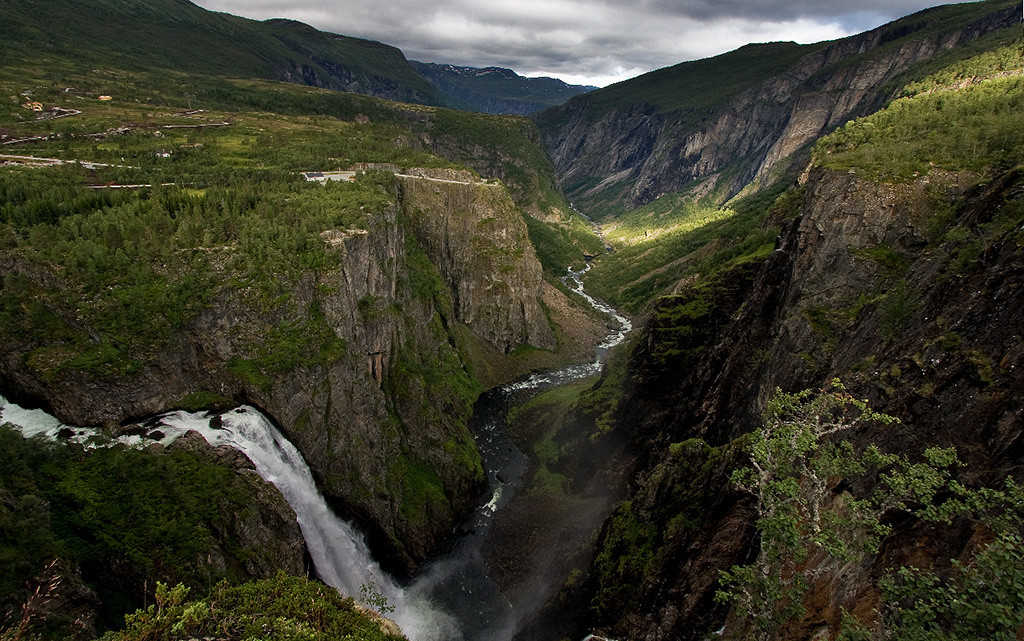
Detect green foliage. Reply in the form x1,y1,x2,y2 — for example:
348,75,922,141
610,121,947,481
718,381,901,640
720,381,1024,640
427,107,571,217
404,240,449,305
0,164,390,379
359,583,395,616
235,312,348,385
395,453,450,525
851,245,910,278
875,530,1024,641
813,12,1023,184
0,425,273,630
897,28,1024,99
522,213,605,274
634,255,766,380
816,71,1024,180
108,574,406,641
879,278,921,338
505,379,595,495
586,437,744,626
838,476,1024,640
0,37,588,388
577,345,629,439
584,191,778,314
588,500,658,615
175,390,231,412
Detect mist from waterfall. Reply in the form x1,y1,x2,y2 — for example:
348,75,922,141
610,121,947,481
156,407,462,641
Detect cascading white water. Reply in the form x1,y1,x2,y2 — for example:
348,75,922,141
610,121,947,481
156,409,390,599
505,265,631,392
154,408,460,641
0,397,458,641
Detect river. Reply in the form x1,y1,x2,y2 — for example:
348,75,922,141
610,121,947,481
0,266,630,641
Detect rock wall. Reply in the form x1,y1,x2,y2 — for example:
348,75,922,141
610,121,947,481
565,164,1024,640
396,169,555,353
537,3,1020,212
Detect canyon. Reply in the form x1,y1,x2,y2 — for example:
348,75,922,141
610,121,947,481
1,0,1022,639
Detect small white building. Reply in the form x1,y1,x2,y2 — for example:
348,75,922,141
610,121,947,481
302,171,356,183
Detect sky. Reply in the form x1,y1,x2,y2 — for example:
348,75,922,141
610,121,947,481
192,0,973,87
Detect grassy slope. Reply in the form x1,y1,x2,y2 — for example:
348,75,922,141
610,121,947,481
817,38,1024,180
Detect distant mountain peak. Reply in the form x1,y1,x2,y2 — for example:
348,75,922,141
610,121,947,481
410,61,594,114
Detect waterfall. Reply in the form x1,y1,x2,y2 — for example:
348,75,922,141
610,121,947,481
155,409,391,600
0,397,456,641
154,408,461,641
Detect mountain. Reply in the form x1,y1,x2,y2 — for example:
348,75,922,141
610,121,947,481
553,89,1024,640
3,0,1024,638
534,0,1021,218
511,4,1024,639
411,62,595,115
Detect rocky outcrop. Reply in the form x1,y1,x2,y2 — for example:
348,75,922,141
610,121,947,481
537,2,1020,212
567,164,1024,640
0,171,556,574
396,168,556,352
169,432,307,579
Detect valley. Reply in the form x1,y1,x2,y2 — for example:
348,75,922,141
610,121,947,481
1,0,1023,640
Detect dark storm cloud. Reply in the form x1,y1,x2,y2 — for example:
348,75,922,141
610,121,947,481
191,0,960,86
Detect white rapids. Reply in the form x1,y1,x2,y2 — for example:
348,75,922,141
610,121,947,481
505,265,631,393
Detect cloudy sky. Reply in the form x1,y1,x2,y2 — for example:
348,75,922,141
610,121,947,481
192,0,968,86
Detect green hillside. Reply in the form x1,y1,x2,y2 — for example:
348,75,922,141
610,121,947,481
0,0,450,106
550,41,819,122
582,31,1024,314
543,0,1017,124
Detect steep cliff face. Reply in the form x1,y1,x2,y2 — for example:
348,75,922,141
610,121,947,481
0,171,556,574
536,2,1020,214
396,168,556,352
571,163,1024,639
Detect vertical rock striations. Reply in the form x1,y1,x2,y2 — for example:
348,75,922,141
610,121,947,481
396,168,556,353
535,1,1020,212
